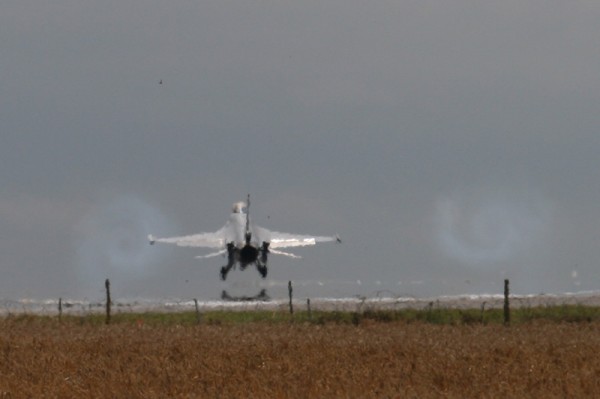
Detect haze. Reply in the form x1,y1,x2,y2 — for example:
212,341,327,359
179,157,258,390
2,1,599,301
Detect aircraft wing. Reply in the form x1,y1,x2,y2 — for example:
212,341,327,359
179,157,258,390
263,229,341,249
148,227,227,249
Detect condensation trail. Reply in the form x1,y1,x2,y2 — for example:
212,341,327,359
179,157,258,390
435,190,552,266
75,196,174,283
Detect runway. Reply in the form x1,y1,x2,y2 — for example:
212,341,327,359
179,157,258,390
3,290,600,316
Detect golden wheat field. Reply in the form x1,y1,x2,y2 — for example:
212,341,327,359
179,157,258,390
1,316,600,398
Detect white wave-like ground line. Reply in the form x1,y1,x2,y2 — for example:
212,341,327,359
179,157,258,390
3,290,600,316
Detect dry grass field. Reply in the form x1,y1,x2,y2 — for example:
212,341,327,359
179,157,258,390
1,315,600,398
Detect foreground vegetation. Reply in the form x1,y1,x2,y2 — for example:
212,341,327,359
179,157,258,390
42,302,600,326
1,306,600,397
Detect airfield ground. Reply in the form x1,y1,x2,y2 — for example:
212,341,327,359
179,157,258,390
6,290,600,316
1,308,600,398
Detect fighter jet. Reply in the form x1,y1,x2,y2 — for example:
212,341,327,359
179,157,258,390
148,195,340,280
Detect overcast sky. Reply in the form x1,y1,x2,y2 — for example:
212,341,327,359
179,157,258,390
2,1,600,301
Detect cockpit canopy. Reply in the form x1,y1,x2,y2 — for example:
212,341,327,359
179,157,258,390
232,201,248,214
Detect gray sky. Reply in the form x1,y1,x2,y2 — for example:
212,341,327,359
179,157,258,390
2,1,600,301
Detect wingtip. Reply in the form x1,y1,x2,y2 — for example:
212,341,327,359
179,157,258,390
335,234,342,243
148,234,156,245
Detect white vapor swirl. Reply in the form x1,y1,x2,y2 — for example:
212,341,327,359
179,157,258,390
75,196,173,282
435,190,552,266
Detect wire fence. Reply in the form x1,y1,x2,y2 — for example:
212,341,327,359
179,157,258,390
3,289,600,317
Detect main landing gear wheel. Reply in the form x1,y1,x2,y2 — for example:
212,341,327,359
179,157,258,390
220,266,229,281
257,264,268,279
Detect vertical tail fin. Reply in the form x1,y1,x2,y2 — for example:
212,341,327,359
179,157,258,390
245,194,251,244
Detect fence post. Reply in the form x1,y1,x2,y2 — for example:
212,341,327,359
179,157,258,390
105,279,111,325
480,301,486,324
307,298,312,320
58,297,62,323
503,279,510,326
288,281,294,315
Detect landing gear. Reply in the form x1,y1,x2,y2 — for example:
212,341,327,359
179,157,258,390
257,263,268,279
220,266,229,281
257,242,269,278
219,240,269,280
260,242,269,264
220,243,236,281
